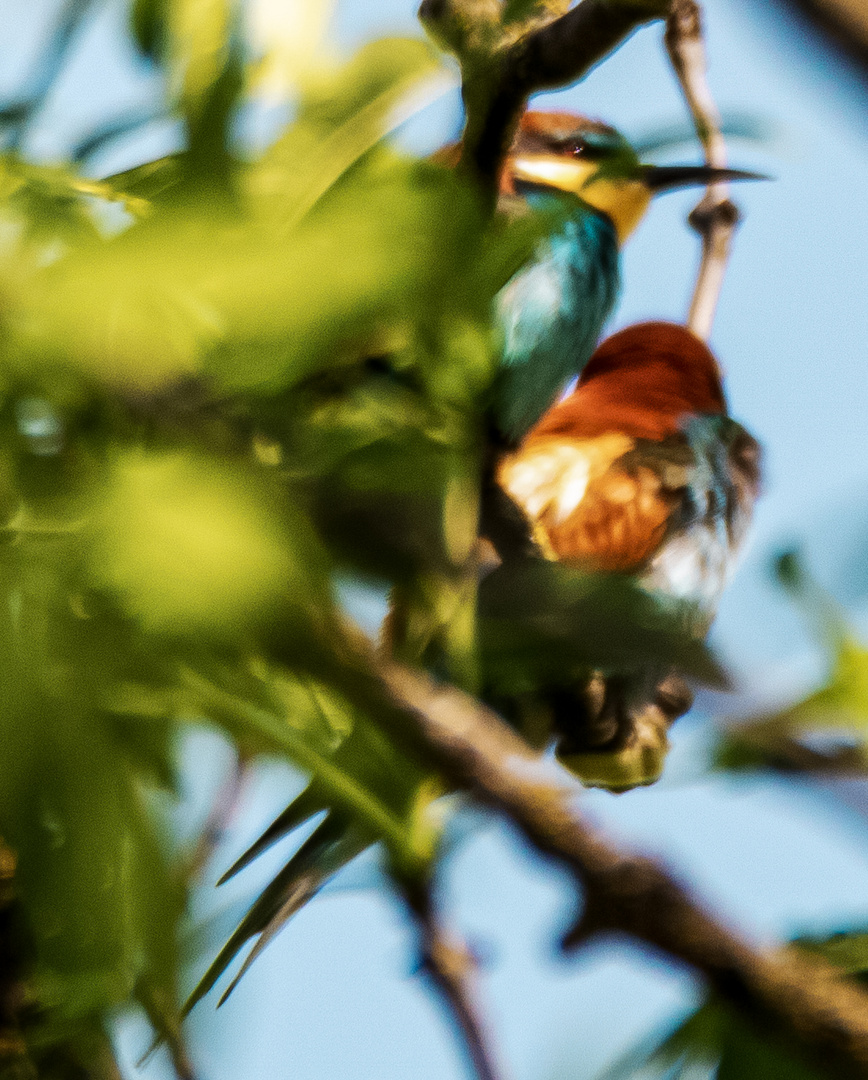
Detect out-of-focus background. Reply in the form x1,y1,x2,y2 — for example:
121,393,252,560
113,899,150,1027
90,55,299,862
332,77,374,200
6,0,868,1076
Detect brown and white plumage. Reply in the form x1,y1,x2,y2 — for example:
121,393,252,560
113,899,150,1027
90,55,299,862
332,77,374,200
498,322,759,602
496,321,761,788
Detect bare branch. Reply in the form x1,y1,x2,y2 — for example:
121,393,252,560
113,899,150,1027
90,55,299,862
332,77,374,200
402,879,506,1080
665,0,741,341
377,660,868,1080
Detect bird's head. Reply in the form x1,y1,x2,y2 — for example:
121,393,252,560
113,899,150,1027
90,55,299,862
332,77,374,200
505,111,762,243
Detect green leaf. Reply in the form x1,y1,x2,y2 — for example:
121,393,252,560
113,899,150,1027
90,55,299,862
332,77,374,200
0,155,146,251
601,998,826,1080
129,0,243,193
217,785,327,884
185,814,367,1012
177,665,423,859
16,127,499,405
716,552,868,773
101,155,183,205
600,999,724,1079
0,539,184,1028
131,0,170,60
207,163,491,394
794,929,868,976
181,661,446,1010
716,1019,826,1080
88,451,323,637
16,229,222,391
171,0,236,114
250,37,445,229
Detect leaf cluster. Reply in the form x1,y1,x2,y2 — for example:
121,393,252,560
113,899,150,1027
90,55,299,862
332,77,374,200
716,552,868,775
0,1,724,1071
607,923,868,1080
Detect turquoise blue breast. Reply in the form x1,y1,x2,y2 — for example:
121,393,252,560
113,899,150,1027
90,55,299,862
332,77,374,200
492,198,620,442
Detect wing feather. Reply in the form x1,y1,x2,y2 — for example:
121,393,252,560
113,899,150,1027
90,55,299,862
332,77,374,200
497,434,679,570
498,423,760,580
543,462,678,570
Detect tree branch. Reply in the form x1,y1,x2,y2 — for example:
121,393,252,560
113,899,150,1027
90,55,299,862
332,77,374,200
377,660,868,1080
665,0,741,342
420,0,671,196
402,879,506,1080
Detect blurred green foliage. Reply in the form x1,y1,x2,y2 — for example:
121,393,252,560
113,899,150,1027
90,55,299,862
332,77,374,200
623,551,868,1079
0,1,734,1075
716,552,868,773
603,922,868,1080
602,994,826,1080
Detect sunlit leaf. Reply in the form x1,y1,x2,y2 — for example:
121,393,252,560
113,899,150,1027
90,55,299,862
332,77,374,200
207,161,490,393
170,0,235,112
88,451,319,635
246,0,338,100
101,154,183,205
0,540,184,1031
249,37,445,228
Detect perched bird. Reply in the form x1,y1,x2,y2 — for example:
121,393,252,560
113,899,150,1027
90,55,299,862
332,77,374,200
492,112,762,442
496,321,761,789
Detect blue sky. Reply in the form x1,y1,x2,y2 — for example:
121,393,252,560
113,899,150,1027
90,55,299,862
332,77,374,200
7,0,868,1077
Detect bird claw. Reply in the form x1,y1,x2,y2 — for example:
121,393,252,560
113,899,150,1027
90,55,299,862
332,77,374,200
555,671,693,791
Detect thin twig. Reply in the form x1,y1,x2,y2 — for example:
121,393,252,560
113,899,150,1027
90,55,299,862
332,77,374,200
403,879,505,1080
184,754,250,884
373,659,868,1080
665,0,740,342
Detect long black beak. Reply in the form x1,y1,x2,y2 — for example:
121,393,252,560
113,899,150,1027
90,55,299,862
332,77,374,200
640,164,768,193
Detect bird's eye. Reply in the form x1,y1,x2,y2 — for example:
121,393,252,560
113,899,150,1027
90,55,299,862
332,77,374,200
569,141,586,157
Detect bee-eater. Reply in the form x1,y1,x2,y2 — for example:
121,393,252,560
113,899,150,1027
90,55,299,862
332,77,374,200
496,321,761,789
492,112,762,442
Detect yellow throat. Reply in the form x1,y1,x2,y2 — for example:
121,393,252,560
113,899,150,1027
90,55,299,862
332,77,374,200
511,155,652,244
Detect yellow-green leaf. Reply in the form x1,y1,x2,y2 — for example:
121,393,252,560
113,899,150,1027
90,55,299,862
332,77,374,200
89,452,300,634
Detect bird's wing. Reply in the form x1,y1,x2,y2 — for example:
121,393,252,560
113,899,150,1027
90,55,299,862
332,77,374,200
497,433,689,571
640,418,762,620
723,422,762,549
498,420,760,581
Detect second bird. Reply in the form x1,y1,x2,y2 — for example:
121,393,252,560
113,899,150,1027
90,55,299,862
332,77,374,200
497,321,762,789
